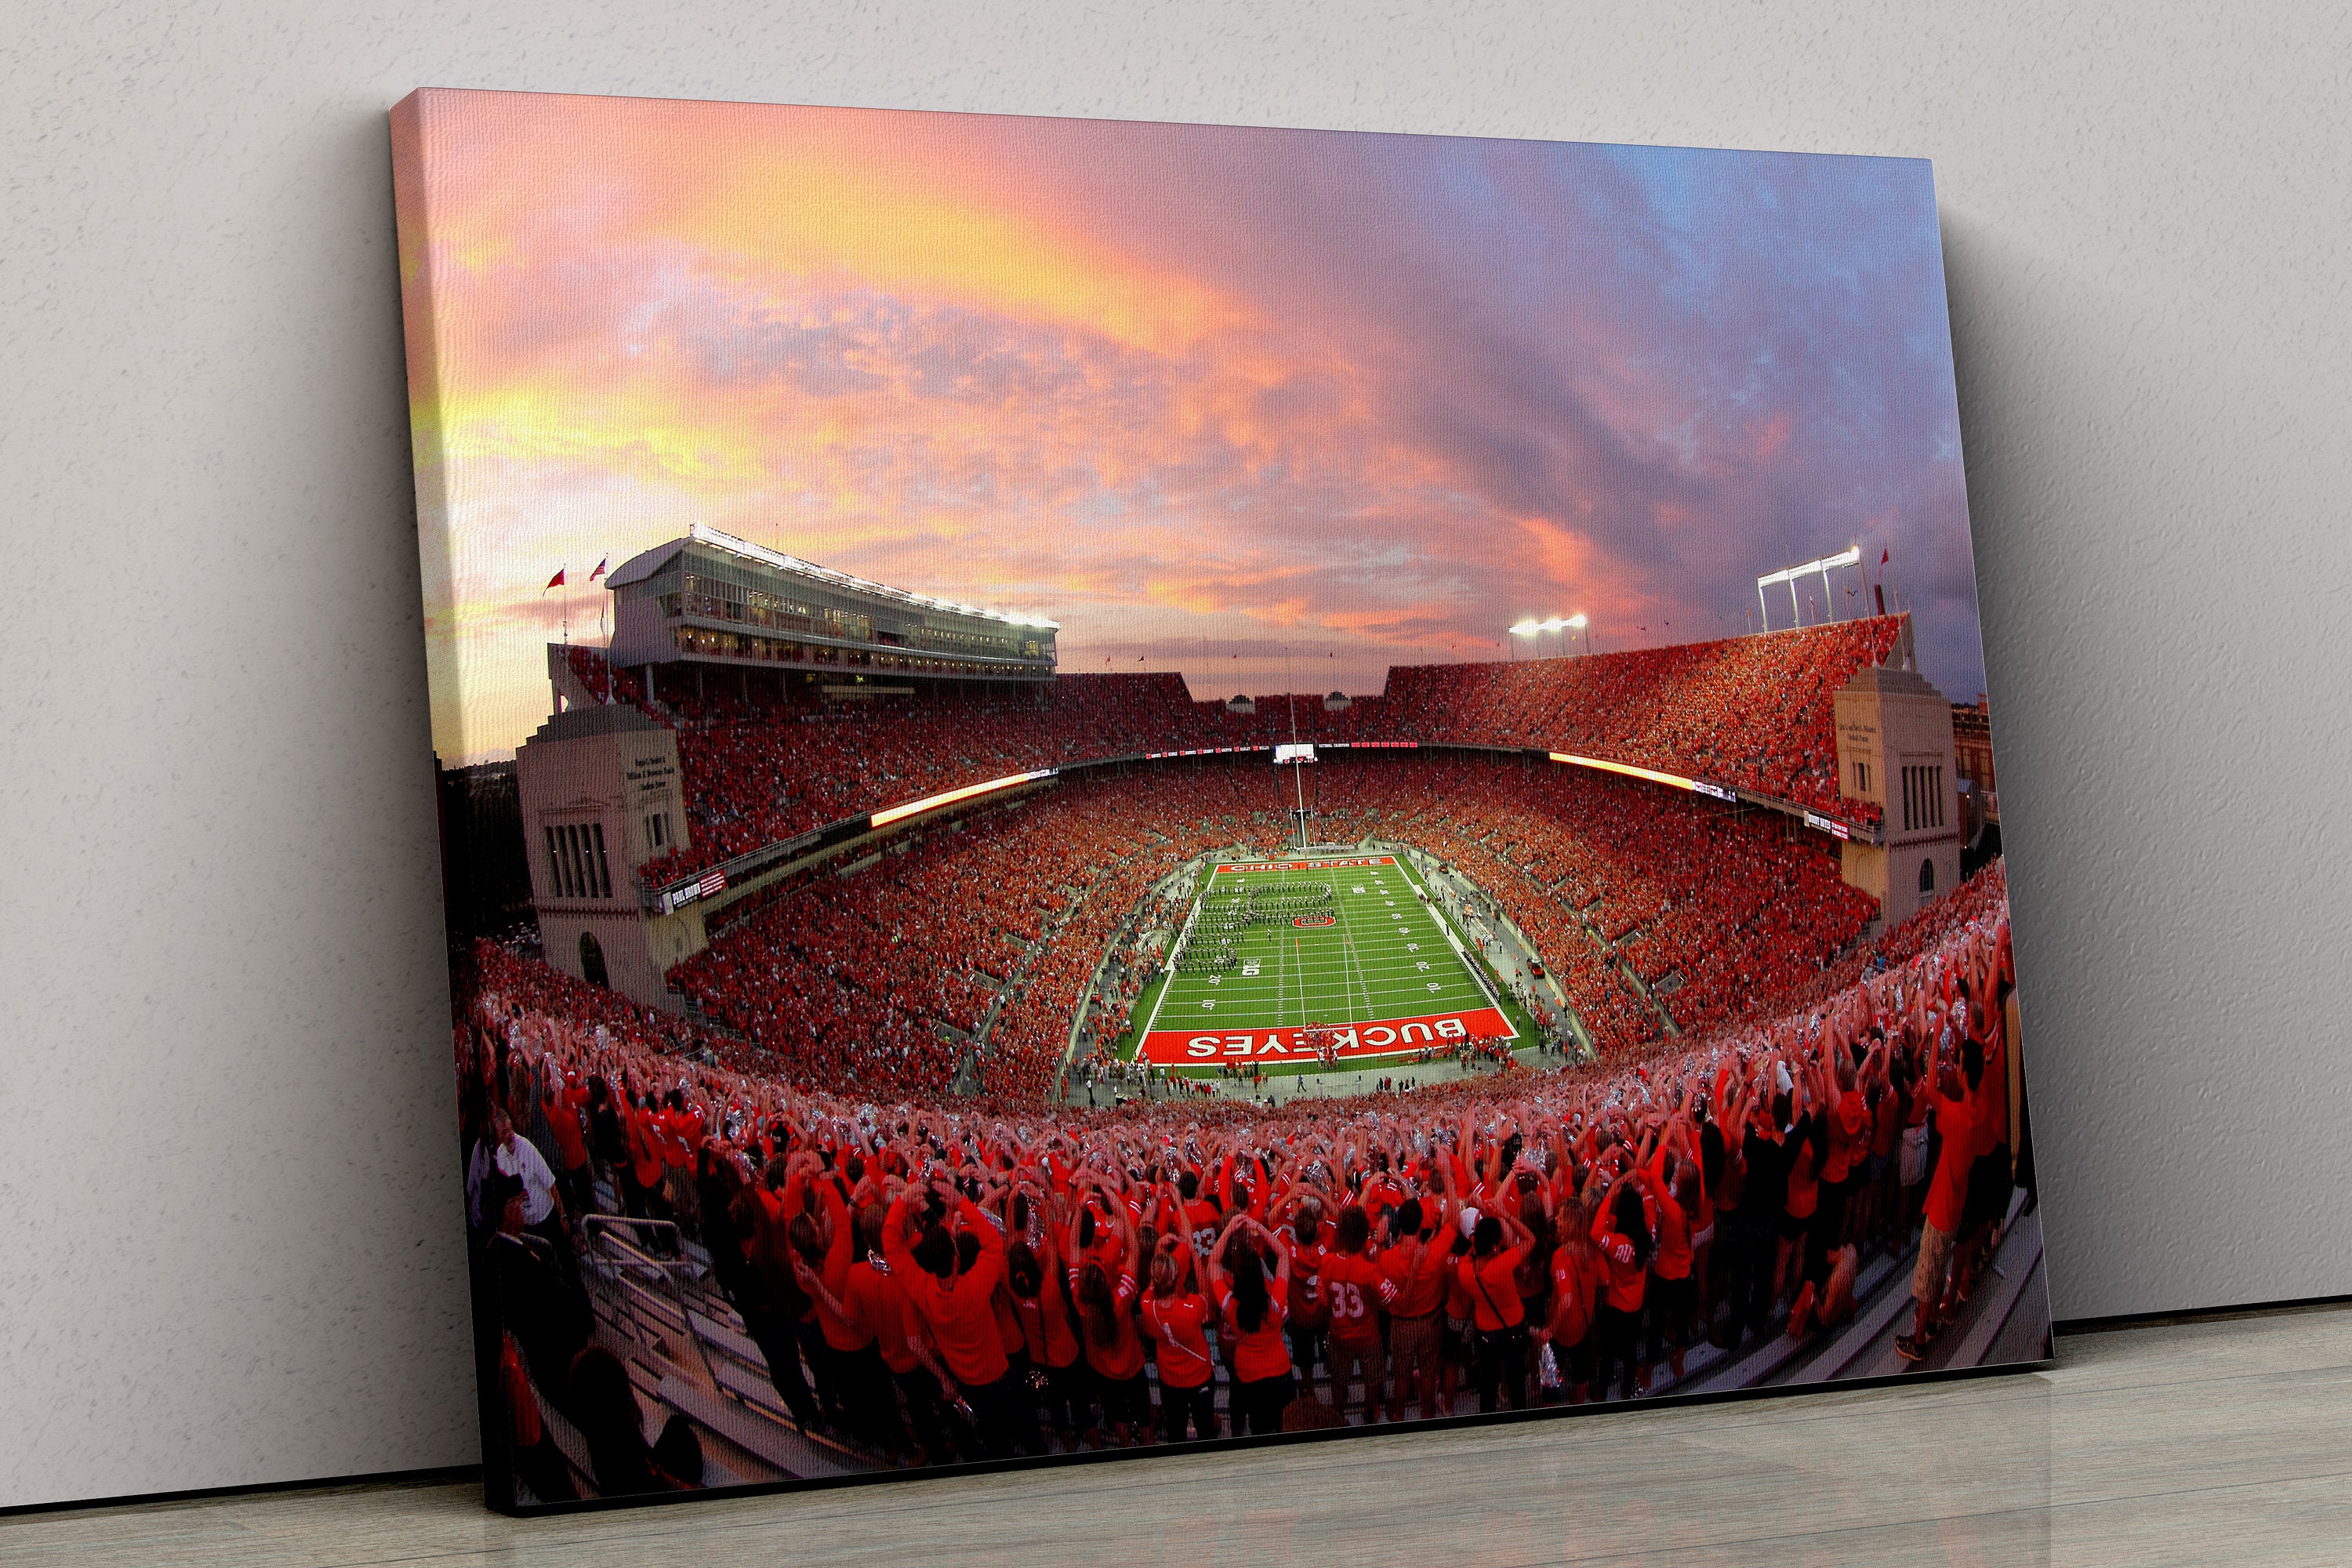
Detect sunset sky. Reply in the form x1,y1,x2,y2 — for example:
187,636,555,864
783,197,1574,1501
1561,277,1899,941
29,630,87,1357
394,91,1984,764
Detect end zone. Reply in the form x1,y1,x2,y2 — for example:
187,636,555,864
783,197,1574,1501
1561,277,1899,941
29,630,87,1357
1138,1004,1515,1065
1211,855,1396,875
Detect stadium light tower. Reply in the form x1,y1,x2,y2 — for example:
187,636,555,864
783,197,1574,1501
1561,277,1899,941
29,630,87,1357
1508,619,1539,661
1516,615,1577,659
1283,642,1312,854
1566,612,1588,655
1756,546,1862,632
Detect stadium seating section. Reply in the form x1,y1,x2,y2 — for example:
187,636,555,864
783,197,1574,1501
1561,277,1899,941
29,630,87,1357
568,615,1903,885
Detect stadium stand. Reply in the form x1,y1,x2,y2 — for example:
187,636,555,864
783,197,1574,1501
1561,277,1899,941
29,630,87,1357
459,859,2020,1499
567,615,1904,887
1311,755,1881,1051
1379,617,1903,818
668,763,1278,1101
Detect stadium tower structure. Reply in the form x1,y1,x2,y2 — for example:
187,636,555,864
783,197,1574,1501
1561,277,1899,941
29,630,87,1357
1832,652,1965,927
517,525,1062,1008
511,700,688,1004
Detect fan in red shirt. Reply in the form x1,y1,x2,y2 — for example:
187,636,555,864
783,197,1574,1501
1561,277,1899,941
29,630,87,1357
766,1154,853,1428
1457,1202,1537,1414
1065,1173,1148,1446
624,1090,670,1228
1207,1212,1293,1436
655,1089,703,1232
1644,1121,1703,1381
1534,1198,1603,1404
1141,1183,1218,1443
1322,1203,1400,1422
1380,1190,1458,1421
1897,1025,1982,1362
1006,1182,1097,1452
1277,1192,1330,1402
883,1179,1018,1457
1359,1163,1407,1225
1589,1165,1655,1400
1799,1038,1879,1330
788,1191,913,1462
1171,1169,1224,1255
538,1069,593,1219
1952,978,2014,1312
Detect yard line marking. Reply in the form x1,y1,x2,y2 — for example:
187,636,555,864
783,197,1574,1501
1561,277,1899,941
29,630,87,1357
1330,865,1379,1020
1278,919,1290,1027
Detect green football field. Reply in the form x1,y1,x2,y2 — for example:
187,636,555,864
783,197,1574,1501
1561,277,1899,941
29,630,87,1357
1131,854,1517,1070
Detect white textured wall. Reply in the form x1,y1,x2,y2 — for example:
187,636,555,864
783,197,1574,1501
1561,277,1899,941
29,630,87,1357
3,0,2345,1511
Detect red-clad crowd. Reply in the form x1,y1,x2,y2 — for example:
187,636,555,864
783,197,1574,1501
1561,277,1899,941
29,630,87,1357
1308,755,1878,1052
561,615,1903,888
1379,619,1904,819
459,858,2022,1500
667,764,1284,1102
645,672,1364,877
1741,851,2011,1028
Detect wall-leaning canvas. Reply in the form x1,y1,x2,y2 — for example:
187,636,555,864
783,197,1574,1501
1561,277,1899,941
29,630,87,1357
391,88,2048,1513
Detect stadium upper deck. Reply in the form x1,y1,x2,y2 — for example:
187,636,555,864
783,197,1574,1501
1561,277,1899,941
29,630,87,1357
604,524,1058,684
551,610,1908,893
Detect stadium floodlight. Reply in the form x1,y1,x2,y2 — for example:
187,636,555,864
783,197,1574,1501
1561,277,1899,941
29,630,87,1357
1756,545,1864,632
1565,613,1587,627
869,768,1055,829
1508,619,1541,636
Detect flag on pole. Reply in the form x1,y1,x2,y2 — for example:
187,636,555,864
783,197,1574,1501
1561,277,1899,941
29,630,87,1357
545,568,566,590
589,557,609,581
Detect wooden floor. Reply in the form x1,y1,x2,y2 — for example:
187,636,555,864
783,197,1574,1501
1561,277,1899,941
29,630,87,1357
5,1305,2347,1567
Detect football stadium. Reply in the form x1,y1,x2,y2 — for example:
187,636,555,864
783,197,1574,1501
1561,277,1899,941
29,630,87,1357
450,525,2036,1505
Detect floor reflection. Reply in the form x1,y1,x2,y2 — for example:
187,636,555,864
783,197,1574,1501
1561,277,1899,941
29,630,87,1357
27,1308,2352,1568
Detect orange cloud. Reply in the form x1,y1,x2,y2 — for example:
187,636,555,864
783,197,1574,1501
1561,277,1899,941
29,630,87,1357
677,147,1236,358
1513,514,1600,587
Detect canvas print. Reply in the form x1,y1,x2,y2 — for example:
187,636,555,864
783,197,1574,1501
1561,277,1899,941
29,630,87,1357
392,89,2046,1512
